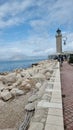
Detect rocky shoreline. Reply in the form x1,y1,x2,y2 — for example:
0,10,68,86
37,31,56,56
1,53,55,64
0,59,57,129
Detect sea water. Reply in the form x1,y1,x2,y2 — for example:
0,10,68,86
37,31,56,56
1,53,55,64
0,58,47,72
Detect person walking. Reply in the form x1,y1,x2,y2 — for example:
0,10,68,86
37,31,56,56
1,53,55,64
58,55,63,67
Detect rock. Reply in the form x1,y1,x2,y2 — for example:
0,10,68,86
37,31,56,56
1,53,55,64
21,71,30,78
48,69,53,74
21,81,27,87
10,88,24,96
10,88,17,96
25,73,31,78
14,80,22,87
20,71,26,77
35,82,41,89
42,94,50,100
45,72,51,80
28,122,44,130
25,79,30,82
25,84,31,91
16,89,24,96
32,73,45,80
26,83,31,88
20,82,31,91
25,103,35,111
1,73,17,85
1,90,12,101
4,86,14,91
16,74,21,79
28,95,38,103
32,63,38,67
39,69,49,74
0,86,5,91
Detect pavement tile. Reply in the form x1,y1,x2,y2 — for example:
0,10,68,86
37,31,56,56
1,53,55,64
48,108,63,116
46,115,63,126
45,124,64,130
45,89,61,92
51,98,62,103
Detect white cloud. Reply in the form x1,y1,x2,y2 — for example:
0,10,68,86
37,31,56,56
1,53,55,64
0,0,73,29
0,33,56,60
0,0,34,28
0,0,73,60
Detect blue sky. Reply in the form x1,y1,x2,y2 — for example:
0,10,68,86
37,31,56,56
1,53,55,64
0,0,73,60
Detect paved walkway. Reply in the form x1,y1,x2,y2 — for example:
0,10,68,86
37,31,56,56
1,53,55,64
61,62,73,130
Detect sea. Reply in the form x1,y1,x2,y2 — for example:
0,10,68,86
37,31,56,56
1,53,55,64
0,57,48,73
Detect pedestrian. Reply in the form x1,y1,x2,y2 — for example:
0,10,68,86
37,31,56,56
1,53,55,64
57,55,63,67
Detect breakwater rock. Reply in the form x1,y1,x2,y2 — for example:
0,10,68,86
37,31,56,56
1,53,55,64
0,60,57,129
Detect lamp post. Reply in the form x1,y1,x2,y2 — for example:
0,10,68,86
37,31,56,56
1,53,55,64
63,36,67,45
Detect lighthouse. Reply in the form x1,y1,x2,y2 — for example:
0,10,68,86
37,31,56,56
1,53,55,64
56,28,62,53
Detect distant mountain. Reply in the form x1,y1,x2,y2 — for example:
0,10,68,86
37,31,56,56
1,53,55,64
10,54,48,61
10,54,28,61
0,53,48,61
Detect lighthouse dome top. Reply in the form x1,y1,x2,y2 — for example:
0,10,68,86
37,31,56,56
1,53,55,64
56,28,61,34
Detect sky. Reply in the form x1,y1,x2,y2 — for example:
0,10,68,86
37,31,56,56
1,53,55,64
0,0,73,60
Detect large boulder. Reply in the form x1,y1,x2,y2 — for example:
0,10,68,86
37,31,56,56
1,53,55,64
21,81,27,87
28,95,38,103
13,79,22,88
20,71,26,77
1,73,17,85
1,90,12,101
21,71,30,78
32,73,45,80
0,83,5,91
25,84,31,91
16,74,22,80
10,88,24,96
20,81,31,91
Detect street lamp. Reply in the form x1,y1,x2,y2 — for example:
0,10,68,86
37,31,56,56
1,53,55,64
63,36,67,45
